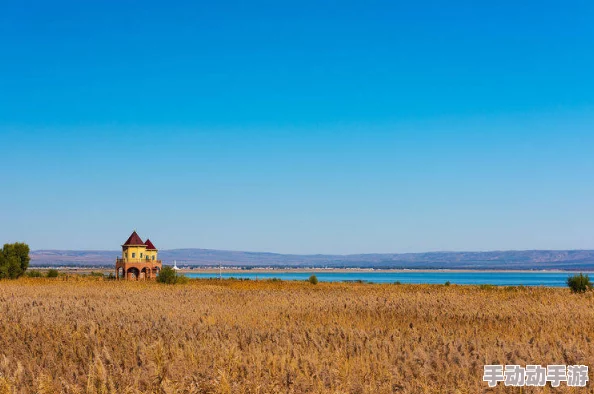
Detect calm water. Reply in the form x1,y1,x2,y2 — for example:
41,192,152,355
185,271,593,287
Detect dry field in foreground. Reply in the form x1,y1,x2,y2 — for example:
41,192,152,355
0,278,593,394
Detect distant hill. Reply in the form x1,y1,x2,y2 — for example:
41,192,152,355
30,249,594,270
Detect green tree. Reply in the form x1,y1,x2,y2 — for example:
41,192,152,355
567,273,592,293
308,274,318,285
157,266,188,284
46,269,59,278
0,242,30,279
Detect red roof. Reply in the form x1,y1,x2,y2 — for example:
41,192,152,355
144,239,157,250
123,231,145,246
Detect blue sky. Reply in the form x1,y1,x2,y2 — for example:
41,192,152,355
1,1,593,253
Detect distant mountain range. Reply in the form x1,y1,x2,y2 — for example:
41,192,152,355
30,249,594,270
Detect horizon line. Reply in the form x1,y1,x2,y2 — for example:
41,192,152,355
30,248,594,256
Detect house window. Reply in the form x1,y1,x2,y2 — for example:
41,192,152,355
132,253,136,258
140,253,143,258
152,256,155,260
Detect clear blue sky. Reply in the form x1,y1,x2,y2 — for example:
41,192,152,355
1,1,593,253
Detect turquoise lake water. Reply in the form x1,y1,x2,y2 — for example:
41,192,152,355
185,271,594,287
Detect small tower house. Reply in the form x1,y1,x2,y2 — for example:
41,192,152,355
115,231,162,280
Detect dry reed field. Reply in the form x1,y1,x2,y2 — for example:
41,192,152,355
0,278,593,393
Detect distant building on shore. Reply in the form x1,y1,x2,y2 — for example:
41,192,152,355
115,231,162,280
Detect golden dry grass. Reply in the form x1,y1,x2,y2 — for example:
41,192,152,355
0,278,593,393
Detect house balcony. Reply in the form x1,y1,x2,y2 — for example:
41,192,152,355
116,258,162,265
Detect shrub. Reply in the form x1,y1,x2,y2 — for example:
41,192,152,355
394,281,401,285
444,281,451,286
26,270,43,278
157,266,177,284
89,271,104,277
157,266,188,284
46,269,59,278
308,275,318,285
567,273,592,293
